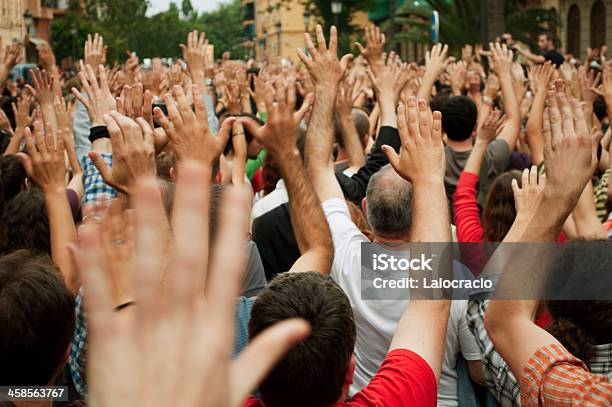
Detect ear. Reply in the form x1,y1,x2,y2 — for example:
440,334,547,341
344,354,356,388
361,197,367,214
169,166,177,183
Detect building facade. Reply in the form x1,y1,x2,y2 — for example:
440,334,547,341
555,0,612,59
247,0,369,61
0,0,25,47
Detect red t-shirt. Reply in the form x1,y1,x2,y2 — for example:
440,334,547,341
242,349,437,407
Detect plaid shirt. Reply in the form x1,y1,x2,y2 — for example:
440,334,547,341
521,343,612,406
468,295,612,406
81,153,116,206
68,291,254,398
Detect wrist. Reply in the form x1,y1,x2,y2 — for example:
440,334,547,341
42,183,65,195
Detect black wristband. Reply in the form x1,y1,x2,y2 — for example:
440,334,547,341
115,301,136,311
89,126,110,143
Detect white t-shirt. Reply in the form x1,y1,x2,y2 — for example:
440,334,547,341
251,179,288,219
322,198,480,404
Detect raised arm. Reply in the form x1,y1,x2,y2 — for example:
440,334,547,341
336,76,365,172
299,25,352,203
524,62,555,165
516,46,545,64
384,97,451,380
417,43,452,103
485,87,599,379
241,79,332,274
16,124,78,294
354,25,386,77
489,43,520,150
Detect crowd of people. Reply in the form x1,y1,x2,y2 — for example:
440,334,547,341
0,23,611,406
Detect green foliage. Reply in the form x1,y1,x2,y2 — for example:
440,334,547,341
50,0,245,63
395,0,559,54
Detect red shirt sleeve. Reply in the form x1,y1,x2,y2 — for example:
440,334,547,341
345,349,437,407
453,171,484,243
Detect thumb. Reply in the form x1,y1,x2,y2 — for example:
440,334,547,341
15,153,33,178
381,144,400,173
354,42,365,55
89,151,125,194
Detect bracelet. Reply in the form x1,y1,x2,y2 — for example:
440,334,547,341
115,301,136,311
88,126,110,143
482,96,494,106
233,132,245,137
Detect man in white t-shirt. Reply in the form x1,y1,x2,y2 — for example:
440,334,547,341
321,166,483,402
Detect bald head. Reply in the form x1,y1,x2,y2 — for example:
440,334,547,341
365,165,413,239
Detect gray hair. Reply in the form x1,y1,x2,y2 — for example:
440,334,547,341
365,164,413,238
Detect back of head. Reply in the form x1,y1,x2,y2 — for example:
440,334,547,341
0,155,26,215
249,272,356,407
440,96,477,141
366,164,413,239
0,250,75,385
483,170,522,242
0,189,50,256
546,299,612,366
352,108,370,148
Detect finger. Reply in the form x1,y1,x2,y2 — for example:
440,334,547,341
153,107,178,142
431,111,443,142
132,177,166,329
529,165,538,186
230,319,310,405
396,102,409,144
511,178,521,198
522,168,529,189
294,92,313,122
170,161,210,309
192,84,209,126
15,152,33,177
328,26,338,54
103,113,126,157
546,90,563,147
405,96,420,139
381,144,401,173
162,93,183,130
315,24,326,53
417,99,430,139
89,151,124,192
542,108,553,153
304,33,317,60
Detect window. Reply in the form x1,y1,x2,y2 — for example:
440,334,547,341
567,4,581,57
590,0,606,48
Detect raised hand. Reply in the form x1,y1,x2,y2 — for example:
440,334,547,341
477,109,504,143
84,33,107,70
27,68,55,105
72,161,309,407
239,79,311,157
382,97,445,186
53,95,80,174
37,42,57,71
529,61,555,94
448,61,467,96
367,52,409,106
16,123,66,191
297,25,353,88
488,42,513,77
72,64,117,126
179,30,209,76
542,88,598,206
0,40,21,83
354,25,385,75
483,73,500,100
424,43,452,79
336,75,358,117
512,165,546,223
154,84,235,165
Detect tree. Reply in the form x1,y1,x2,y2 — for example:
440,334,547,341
393,0,559,54
197,0,245,59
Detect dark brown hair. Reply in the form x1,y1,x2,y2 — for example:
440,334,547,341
483,170,522,242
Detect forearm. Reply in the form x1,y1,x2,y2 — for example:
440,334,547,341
412,180,451,243
338,114,365,169
464,140,488,174
520,49,545,64
44,186,79,294
3,129,23,155
231,123,247,186
525,90,546,165
378,94,397,128
279,150,333,274
305,86,339,201
417,72,438,103
498,72,520,149
572,181,607,239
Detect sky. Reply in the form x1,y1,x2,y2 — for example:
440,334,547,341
147,0,231,15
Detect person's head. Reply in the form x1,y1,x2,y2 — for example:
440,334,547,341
501,33,513,45
0,189,50,256
363,164,413,240
538,33,554,52
546,300,612,367
249,272,356,407
221,113,264,159
352,108,371,148
440,96,477,142
0,250,75,385
0,155,26,216
482,170,522,242
593,95,608,122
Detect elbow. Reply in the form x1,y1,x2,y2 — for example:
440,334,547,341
483,305,505,343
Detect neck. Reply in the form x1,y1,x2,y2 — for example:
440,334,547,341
446,138,473,152
372,234,410,244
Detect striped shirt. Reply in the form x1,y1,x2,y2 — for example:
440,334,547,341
520,343,612,406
